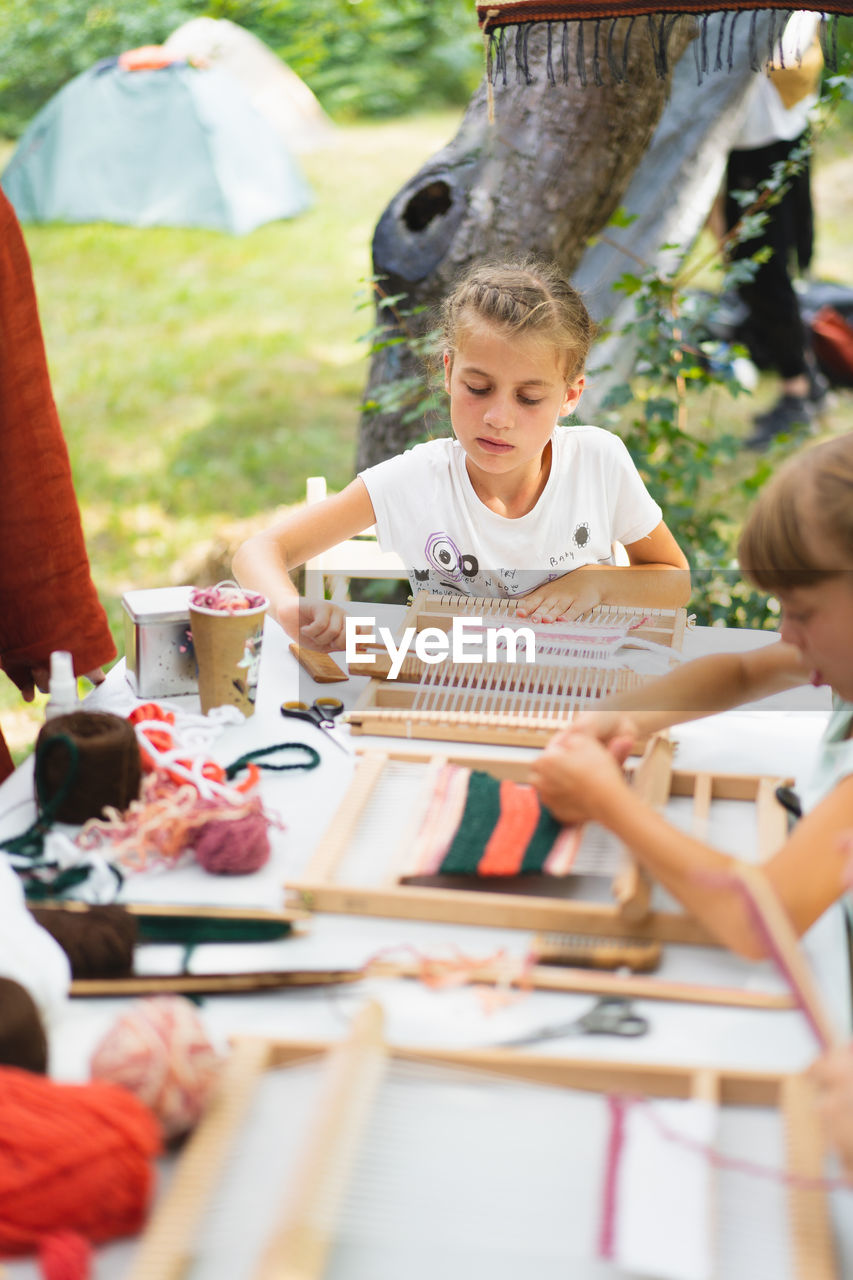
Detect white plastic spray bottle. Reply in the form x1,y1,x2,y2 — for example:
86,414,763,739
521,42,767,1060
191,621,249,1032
44,650,79,720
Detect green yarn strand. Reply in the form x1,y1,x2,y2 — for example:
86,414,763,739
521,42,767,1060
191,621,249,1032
135,915,293,945
224,742,321,780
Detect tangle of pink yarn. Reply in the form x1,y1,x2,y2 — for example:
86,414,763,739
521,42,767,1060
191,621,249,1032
189,584,265,613
77,779,279,874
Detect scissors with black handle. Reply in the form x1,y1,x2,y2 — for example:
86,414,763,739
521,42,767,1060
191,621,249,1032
280,697,350,753
496,996,650,1048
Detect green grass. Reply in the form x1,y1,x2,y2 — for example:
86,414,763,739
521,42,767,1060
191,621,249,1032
1,107,851,760
0,111,463,752
20,112,464,608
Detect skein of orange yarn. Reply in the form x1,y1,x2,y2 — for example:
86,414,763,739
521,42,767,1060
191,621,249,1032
0,1065,161,1257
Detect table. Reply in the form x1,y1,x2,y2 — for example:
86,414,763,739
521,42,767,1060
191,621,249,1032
2,607,850,1278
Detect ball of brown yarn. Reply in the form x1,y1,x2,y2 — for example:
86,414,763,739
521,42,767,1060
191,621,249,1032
0,977,48,1074
29,906,138,979
35,712,141,824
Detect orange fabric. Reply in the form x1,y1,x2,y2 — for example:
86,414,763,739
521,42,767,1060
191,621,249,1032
478,778,541,875
0,190,116,781
117,46,180,71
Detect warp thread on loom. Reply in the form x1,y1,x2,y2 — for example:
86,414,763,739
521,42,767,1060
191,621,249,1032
0,1065,160,1257
90,996,223,1143
408,766,579,878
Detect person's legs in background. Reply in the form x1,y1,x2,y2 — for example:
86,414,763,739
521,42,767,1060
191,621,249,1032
725,132,826,448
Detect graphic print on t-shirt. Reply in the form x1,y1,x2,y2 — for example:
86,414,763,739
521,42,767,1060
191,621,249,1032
413,529,597,598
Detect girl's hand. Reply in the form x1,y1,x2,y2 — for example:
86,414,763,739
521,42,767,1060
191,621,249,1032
515,571,602,623
277,598,348,653
810,1046,853,1179
551,710,641,752
14,664,105,701
530,733,631,826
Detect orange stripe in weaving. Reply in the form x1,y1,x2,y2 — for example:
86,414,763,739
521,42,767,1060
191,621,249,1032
478,779,541,876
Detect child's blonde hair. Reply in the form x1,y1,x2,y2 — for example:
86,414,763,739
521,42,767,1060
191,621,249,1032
440,258,595,383
739,433,853,589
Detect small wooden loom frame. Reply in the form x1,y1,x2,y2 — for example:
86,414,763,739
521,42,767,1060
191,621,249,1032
128,1004,839,1280
287,736,793,948
346,592,687,748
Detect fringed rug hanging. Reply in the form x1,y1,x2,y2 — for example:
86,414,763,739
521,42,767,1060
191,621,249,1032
477,3,852,86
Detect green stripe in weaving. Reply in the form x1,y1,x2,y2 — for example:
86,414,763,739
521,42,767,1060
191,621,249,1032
519,804,562,874
439,771,502,875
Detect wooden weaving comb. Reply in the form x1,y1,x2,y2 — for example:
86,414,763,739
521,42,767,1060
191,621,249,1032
290,643,348,683
532,932,662,972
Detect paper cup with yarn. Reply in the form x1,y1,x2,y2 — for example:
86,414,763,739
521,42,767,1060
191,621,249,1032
189,582,268,717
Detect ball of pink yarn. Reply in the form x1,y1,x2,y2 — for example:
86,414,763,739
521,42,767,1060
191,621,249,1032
89,996,221,1143
193,811,270,874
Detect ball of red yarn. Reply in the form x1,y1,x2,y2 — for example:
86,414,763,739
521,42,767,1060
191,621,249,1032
0,1065,160,1257
193,810,270,874
90,996,222,1143
38,1230,92,1280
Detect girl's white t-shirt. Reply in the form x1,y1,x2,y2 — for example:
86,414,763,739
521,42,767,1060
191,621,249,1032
359,425,662,599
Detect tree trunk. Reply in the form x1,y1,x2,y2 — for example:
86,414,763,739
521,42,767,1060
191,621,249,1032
357,17,694,470
573,11,774,419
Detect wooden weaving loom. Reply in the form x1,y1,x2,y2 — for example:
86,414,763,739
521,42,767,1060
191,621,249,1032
129,1003,841,1280
347,591,688,748
287,735,793,948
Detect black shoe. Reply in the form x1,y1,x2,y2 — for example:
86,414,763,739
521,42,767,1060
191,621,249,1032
746,394,814,448
808,367,831,409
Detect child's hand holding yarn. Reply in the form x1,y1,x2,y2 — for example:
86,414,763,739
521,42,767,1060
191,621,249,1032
531,732,631,828
562,709,641,752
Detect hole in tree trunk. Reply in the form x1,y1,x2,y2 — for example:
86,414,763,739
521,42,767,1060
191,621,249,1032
403,181,452,233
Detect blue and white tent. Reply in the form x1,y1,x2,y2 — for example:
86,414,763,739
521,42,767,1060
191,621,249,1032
2,57,312,234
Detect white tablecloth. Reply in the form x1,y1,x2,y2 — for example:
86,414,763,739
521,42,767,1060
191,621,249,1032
2,608,850,1278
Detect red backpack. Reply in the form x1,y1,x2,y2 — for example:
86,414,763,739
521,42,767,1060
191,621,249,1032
811,306,853,387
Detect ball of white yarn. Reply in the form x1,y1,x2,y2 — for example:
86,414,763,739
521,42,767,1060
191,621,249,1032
0,857,70,1023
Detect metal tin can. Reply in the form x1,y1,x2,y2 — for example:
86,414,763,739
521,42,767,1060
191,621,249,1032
121,587,197,697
